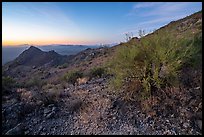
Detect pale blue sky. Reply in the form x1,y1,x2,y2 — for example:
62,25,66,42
2,2,202,46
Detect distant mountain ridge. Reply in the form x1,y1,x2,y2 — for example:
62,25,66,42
6,46,68,68
3,10,202,74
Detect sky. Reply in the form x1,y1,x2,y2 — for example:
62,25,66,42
2,2,202,46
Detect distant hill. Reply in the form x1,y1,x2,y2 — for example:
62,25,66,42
5,46,68,68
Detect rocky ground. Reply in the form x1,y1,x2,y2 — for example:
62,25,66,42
2,11,202,135
2,77,202,135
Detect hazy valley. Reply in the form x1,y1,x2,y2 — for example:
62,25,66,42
2,45,103,65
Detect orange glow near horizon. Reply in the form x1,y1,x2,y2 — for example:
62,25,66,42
3,2,202,48
2,39,101,47
3,40,71,46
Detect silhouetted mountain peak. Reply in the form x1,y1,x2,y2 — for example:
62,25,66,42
27,46,42,53
6,46,67,67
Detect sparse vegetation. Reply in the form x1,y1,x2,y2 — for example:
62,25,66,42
1,10,202,135
41,89,60,105
109,31,202,101
125,32,134,42
30,84,63,105
24,77,47,89
138,29,146,38
2,76,16,95
89,67,107,78
63,70,83,84
58,63,68,69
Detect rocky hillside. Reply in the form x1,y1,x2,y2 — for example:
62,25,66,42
4,46,68,68
2,11,202,135
127,11,202,44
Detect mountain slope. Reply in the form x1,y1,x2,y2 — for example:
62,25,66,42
127,10,202,44
2,10,202,135
4,46,68,68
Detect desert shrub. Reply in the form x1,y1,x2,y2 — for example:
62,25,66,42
15,82,25,88
58,63,68,69
18,88,33,102
42,89,60,105
24,77,47,89
42,83,63,91
42,83,55,90
179,33,202,88
89,67,106,78
109,31,201,101
36,84,64,105
182,32,202,68
63,70,83,84
2,76,16,95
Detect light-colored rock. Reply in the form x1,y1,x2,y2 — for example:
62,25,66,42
46,111,55,119
52,107,57,112
196,120,202,130
77,77,89,85
183,122,189,128
5,123,24,135
44,108,51,116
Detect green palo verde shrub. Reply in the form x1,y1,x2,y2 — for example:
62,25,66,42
89,67,107,78
63,70,83,84
2,76,16,95
58,63,68,69
109,31,201,101
24,77,47,89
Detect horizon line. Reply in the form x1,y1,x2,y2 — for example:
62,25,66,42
2,43,119,47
